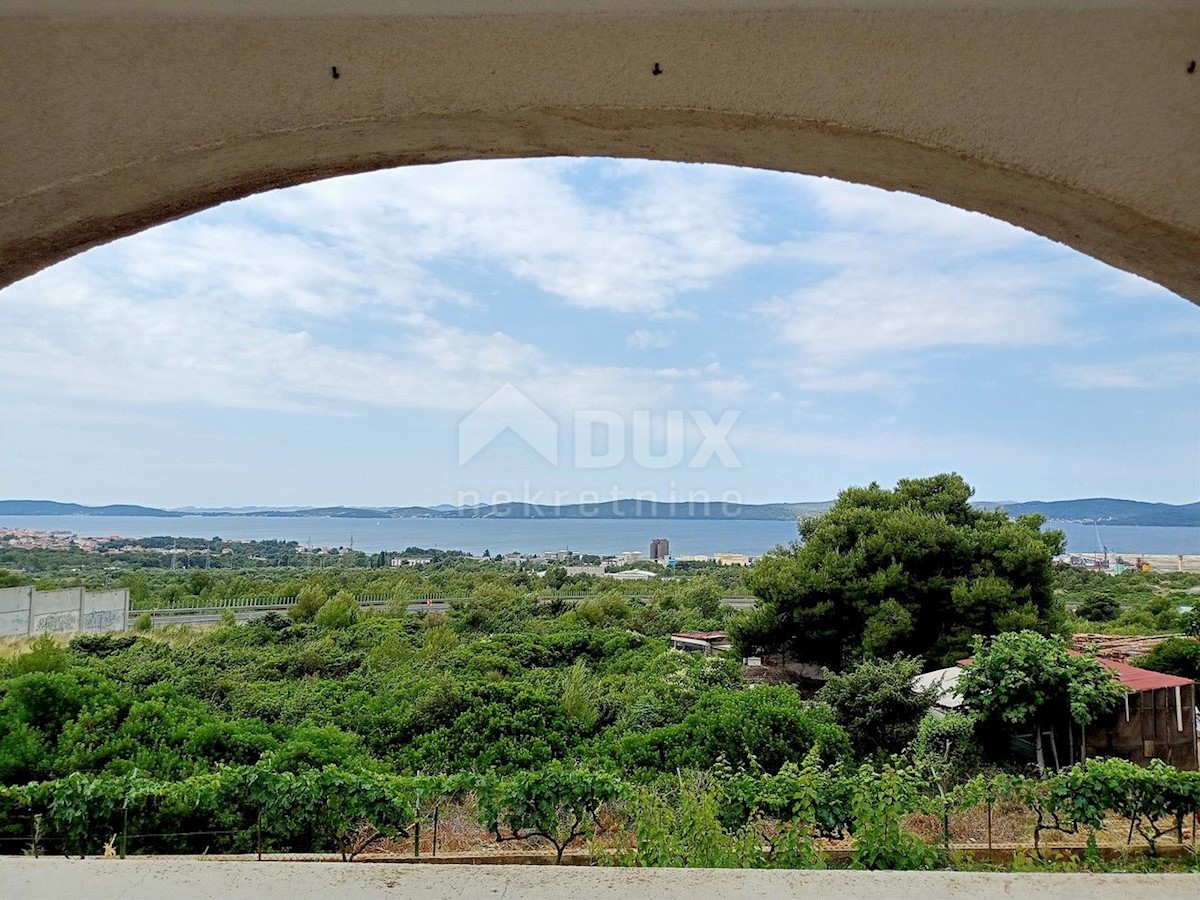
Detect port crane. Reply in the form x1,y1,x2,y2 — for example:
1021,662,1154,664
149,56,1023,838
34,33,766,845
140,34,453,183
1091,519,1109,567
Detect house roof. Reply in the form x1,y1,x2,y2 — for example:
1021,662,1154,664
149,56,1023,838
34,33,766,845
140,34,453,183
958,653,1195,694
1094,656,1194,692
673,631,727,642
912,665,965,708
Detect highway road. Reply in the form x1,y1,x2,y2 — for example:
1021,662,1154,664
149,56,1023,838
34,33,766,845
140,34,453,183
149,596,756,627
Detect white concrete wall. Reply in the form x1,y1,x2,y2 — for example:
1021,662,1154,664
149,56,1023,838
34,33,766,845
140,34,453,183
81,589,129,633
0,585,33,637
0,587,132,636
29,587,83,635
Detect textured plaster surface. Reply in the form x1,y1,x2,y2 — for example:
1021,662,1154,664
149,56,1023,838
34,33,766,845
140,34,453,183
1,2,1198,299
2,859,1200,900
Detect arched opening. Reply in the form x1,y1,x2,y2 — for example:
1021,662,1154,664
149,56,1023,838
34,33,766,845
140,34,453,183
1,3,1198,873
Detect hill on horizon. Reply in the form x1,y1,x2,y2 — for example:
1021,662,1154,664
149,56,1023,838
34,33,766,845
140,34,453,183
0,497,1197,526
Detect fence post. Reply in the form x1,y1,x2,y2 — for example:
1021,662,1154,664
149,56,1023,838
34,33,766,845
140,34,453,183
120,802,128,859
413,821,420,858
432,806,439,858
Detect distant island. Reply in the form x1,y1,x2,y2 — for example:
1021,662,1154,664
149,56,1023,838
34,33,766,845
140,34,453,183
1,498,1197,526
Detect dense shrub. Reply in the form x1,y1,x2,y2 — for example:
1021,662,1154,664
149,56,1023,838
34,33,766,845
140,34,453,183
817,655,936,759
620,686,850,774
1135,637,1200,682
69,633,139,657
288,584,328,622
314,590,360,629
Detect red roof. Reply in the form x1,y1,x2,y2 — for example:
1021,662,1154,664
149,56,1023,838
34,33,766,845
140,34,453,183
1094,657,1194,692
958,653,1194,693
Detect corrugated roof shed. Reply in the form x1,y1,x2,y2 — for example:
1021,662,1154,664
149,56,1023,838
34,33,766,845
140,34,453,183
958,652,1194,693
1094,657,1194,692
912,665,964,708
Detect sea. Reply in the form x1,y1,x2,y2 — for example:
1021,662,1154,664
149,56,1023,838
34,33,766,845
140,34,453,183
1,516,1197,558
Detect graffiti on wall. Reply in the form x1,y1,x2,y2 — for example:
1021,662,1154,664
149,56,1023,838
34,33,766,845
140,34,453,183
33,611,80,633
81,609,122,631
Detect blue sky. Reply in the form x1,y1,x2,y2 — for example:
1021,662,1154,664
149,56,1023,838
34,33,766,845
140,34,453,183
1,158,1197,507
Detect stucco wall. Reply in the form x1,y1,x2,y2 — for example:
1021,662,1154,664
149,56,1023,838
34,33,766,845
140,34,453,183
1,2,1198,301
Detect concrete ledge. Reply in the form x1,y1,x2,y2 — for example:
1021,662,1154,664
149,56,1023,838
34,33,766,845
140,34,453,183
3,858,1199,899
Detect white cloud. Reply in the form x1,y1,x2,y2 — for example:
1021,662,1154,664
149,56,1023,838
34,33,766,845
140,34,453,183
757,179,1081,389
763,264,1067,364
248,158,767,315
0,159,777,419
1052,353,1199,390
625,329,672,350
0,262,650,417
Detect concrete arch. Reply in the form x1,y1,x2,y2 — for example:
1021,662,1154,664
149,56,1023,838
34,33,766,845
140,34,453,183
2,1,1198,301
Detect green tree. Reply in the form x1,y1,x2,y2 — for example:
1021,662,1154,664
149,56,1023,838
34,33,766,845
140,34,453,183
621,686,850,774
816,656,937,760
1076,591,1120,622
288,584,328,622
118,571,151,608
739,474,1065,669
958,630,1123,773
314,590,359,629
476,763,624,863
560,659,599,731
451,582,534,633
909,711,980,783
1181,608,1200,638
544,566,568,590
680,576,724,618
1134,637,1200,682
849,763,939,870
12,635,68,675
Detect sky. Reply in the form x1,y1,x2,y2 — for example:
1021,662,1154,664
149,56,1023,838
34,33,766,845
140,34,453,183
1,158,1197,509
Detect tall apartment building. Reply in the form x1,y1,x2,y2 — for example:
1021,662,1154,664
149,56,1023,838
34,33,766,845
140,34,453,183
649,538,670,562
